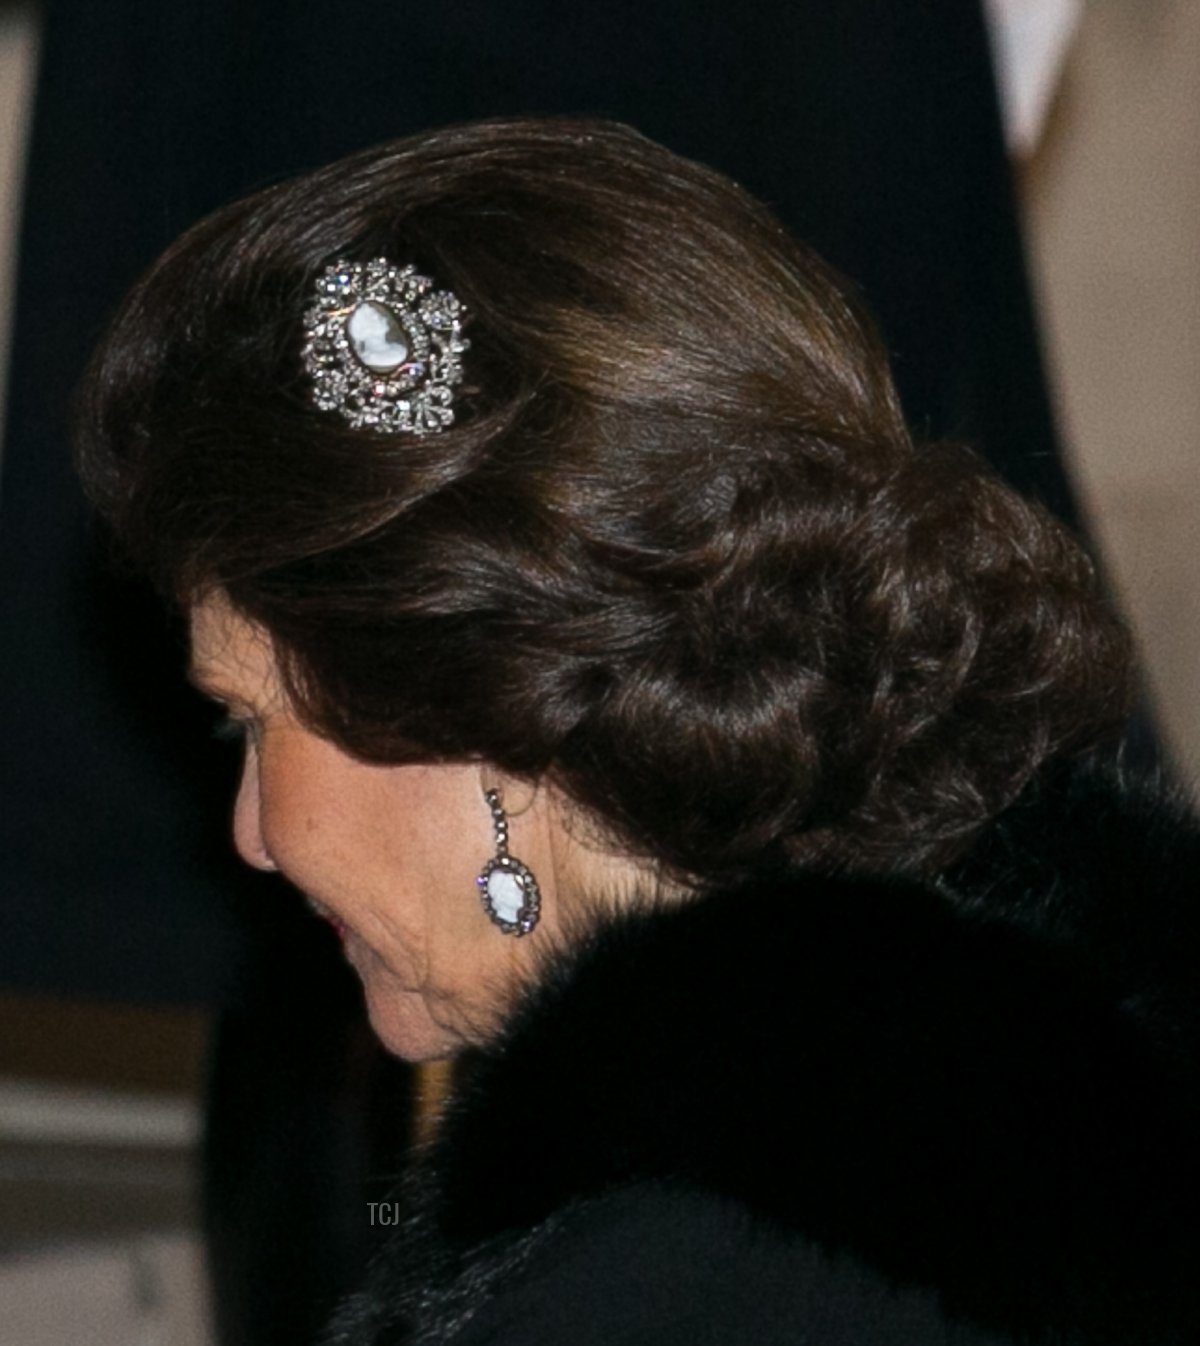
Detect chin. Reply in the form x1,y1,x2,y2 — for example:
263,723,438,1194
364,984,465,1063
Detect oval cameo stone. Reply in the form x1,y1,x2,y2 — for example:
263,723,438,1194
486,869,526,924
346,300,409,372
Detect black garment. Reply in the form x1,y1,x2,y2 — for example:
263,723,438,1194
329,763,1200,1345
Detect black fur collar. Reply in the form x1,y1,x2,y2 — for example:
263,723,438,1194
337,763,1200,1344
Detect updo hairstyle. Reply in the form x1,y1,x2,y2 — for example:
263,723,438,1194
76,118,1133,882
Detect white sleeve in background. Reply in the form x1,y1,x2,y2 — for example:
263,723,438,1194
983,0,1085,156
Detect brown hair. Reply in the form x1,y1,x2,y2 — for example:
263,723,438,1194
76,117,1133,881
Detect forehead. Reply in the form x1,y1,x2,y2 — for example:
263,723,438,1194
188,595,280,704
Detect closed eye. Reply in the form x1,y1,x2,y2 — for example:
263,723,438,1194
212,713,250,744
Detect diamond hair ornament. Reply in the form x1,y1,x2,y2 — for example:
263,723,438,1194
301,258,468,434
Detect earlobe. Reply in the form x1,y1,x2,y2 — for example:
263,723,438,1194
477,765,537,817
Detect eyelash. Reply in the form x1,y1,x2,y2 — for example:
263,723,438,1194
213,713,252,745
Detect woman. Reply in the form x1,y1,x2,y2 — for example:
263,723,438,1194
77,119,1200,1344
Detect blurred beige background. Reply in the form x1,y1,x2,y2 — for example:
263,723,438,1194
1022,0,1200,790
0,2,1196,1342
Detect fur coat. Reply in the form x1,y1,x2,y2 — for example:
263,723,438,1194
329,762,1200,1345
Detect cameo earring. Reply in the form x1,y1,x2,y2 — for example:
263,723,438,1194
476,789,540,936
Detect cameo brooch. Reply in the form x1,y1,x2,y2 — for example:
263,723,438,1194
301,258,468,434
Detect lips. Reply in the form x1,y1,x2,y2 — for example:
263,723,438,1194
305,896,348,942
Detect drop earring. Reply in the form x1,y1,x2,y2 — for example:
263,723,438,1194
476,788,540,936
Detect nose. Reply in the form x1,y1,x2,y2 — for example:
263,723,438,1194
232,744,277,872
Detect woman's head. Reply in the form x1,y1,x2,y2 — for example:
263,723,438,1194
78,117,1133,894
187,591,644,1060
